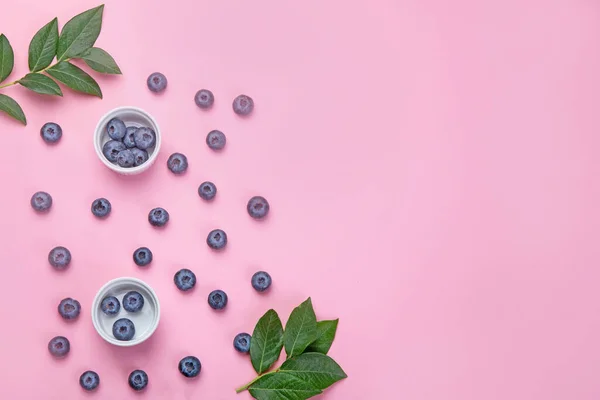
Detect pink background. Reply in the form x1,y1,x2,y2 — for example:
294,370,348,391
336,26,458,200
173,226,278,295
1,0,599,398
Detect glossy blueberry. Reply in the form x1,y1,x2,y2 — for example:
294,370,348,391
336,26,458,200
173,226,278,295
167,153,188,174
58,297,81,320
106,117,127,140
40,122,62,144
133,247,153,267
30,191,52,212
79,371,100,391
233,333,251,353
147,72,167,92
123,126,138,148
48,246,71,270
148,207,169,227
101,296,121,316
247,196,270,219
102,140,126,163
122,291,144,313
174,269,196,291
232,94,254,116
134,127,156,150
128,370,149,391
208,289,228,310
206,229,227,250
91,198,111,218
206,130,226,150
117,149,135,168
198,181,217,201
131,148,149,167
251,271,272,292
112,318,135,341
194,89,214,109
178,356,201,378
48,336,70,358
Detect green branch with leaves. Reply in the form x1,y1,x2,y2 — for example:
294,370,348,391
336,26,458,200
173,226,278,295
0,4,121,125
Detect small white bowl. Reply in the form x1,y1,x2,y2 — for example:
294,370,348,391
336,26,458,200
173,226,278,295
91,277,160,347
94,106,161,175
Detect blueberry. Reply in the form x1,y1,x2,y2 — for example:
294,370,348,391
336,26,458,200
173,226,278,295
79,371,100,391
178,356,201,378
247,196,270,219
123,126,138,148
48,246,71,270
251,271,272,292
206,229,227,250
167,153,188,174
134,127,156,150
206,130,226,150
122,291,144,313
232,94,254,116
101,296,121,316
147,72,167,92
208,289,228,310
233,333,251,353
58,297,81,320
131,148,149,167
30,191,52,212
148,207,169,227
174,269,196,291
133,247,153,267
198,181,217,201
48,336,70,358
106,117,127,140
102,140,126,163
113,318,135,341
91,198,111,218
194,89,214,109
128,370,149,391
117,149,135,168
40,122,62,144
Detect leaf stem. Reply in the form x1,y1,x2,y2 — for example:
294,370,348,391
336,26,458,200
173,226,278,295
235,370,278,393
0,80,17,89
0,58,70,91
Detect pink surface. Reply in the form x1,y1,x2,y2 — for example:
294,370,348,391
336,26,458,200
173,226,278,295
1,0,600,398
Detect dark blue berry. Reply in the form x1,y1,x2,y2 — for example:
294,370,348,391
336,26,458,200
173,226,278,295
133,247,153,267
233,332,251,353
178,356,201,378
134,127,156,150
106,117,127,140
48,336,70,358
102,140,126,163
174,269,196,291
247,196,270,219
232,94,254,116
128,370,149,391
198,181,217,201
131,148,149,167
206,130,226,150
101,296,120,316
167,153,188,174
208,289,228,310
58,297,81,320
251,271,272,292
40,122,62,143
48,246,71,270
147,72,167,92
206,229,227,250
148,207,169,227
117,149,135,168
79,371,100,391
113,318,135,341
194,89,214,109
123,126,138,148
91,198,111,218
30,191,52,212
122,291,144,313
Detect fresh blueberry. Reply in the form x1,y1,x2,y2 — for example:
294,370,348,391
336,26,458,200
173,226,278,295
247,196,270,219
112,318,135,341
106,117,127,140
48,246,71,270
58,297,81,320
133,247,153,267
117,149,135,168
208,289,228,310
134,127,156,150
148,207,169,227
206,130,226,151
178,356,201,378
131,148,149,166
48,336,70,358
40,122,62,144
79,371,100,391
206,229,227,250
174,269,196,291
101,296,121,316
251,271,272,292
122,291,144,313
123,126,138,148
198,181,217,201
147,72,167,92
102,140,126,163
232,94,254,116
233,333,251,353
30,191,52,212
91,198,111,218
128,370,149,391
167,153,188,175
194,89,214,109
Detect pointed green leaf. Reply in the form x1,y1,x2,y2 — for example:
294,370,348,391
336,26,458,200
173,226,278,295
28,18,59,72
248,373,322,400
79,47,121,74
284,298,317,358
250,309,284,374
57,5,104,60
19,73,62,96
47,61,102,98
0,34,15,83
305,319,338,354
280,352,347,391
0,94,26,125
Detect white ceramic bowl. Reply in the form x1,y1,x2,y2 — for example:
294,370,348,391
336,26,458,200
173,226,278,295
91,277,160,347
94,106,161,175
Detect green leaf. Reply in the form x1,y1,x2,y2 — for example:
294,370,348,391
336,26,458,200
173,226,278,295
0,34,15,83
250,309,284,374
47,61,102,98
280,352,347,391
305,319,338,354
248,373,322,400
0,94,26,125
28,18,59,72
57,5,104,60
284,298,317,358
19,73,62,96
79,47,121,74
